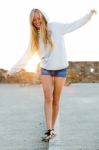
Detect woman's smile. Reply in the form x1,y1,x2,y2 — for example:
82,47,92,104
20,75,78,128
33,12,42,29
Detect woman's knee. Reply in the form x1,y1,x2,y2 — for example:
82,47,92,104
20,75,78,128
44,93,53,104
53,99,59,107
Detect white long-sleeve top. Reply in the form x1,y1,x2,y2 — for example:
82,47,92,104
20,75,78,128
7,12,93,75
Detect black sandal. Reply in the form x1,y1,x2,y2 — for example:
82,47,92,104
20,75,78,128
42,129,56,142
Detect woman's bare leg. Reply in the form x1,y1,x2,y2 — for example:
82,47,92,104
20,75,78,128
41,75,54,129
52,77,66,129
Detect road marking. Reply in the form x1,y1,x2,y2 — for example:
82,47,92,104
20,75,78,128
48,114,61,150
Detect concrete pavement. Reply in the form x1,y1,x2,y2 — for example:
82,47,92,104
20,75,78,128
0,83,99,150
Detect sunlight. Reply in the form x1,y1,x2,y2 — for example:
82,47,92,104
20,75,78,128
25,52,40,73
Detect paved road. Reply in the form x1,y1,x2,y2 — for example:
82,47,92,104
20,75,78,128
0,83,99,150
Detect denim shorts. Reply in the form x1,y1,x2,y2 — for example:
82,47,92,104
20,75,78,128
41,68,67,77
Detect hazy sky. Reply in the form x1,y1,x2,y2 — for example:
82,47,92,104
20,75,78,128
0,0,99,71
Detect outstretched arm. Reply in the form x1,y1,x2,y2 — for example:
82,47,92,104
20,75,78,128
61,9,97,34
7,42,34,75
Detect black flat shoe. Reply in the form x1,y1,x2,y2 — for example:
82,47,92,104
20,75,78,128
42,129,56,142
45,128,54,135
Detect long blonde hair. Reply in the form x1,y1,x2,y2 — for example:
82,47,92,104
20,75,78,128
29,9,53,52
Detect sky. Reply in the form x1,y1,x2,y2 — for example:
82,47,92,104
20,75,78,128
0,0,99,72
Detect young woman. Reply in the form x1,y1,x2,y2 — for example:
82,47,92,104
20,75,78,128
6,8,96,142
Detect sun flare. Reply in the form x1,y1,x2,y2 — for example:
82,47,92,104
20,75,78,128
25,52,40,73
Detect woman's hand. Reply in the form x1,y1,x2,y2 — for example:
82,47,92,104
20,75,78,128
91,9,97,15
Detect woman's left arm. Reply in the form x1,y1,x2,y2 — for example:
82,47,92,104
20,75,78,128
61,9,97,34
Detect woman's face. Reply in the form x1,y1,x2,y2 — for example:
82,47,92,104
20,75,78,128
33,12,42,30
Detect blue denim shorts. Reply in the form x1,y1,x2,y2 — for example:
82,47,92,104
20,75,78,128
41,68,67,77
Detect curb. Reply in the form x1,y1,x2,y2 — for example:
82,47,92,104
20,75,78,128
48,115,61,150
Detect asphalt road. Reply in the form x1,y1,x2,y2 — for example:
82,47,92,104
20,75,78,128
0,83,99,150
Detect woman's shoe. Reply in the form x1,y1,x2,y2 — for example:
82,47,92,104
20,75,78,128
44,128,54,135
42,129,56,142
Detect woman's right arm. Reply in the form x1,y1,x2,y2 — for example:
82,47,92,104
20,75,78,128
7,42,34,75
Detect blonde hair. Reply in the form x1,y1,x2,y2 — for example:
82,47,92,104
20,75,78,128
29,9,53,52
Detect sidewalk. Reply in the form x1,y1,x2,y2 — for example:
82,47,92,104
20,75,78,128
0,83,99,150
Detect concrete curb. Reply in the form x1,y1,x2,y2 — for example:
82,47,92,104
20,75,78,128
48,115,61,150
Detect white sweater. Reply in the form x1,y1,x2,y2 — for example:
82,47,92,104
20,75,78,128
8,12,93,75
